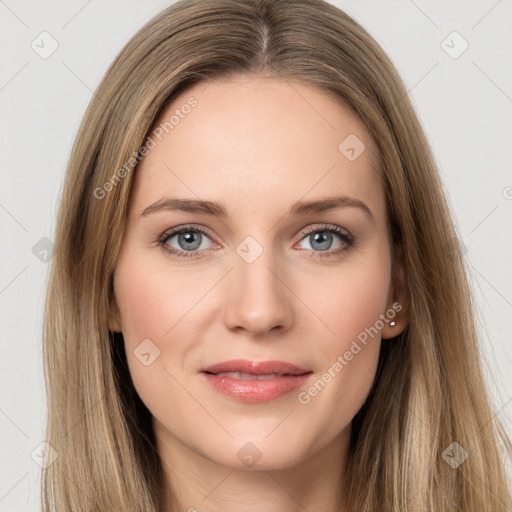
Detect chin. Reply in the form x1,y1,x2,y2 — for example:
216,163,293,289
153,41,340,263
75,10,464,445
202,436,312,472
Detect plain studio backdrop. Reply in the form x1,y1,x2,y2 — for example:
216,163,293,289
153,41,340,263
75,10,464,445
0,0,511,509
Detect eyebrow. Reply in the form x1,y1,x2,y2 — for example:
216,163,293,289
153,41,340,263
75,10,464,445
140,195,374,223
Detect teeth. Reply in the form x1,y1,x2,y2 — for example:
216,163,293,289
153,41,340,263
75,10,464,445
214,372,284,380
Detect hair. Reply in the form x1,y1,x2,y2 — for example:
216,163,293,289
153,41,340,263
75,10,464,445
41,0,512,510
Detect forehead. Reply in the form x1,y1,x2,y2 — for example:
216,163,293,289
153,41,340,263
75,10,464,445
129,75,384,221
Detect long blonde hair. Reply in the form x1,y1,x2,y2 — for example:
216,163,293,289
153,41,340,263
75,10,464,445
42,0,511,510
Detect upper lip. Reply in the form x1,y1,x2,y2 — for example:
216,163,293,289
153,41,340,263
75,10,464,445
201,359,311,376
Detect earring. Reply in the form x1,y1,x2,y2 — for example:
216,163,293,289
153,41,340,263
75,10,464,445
389,321,396,327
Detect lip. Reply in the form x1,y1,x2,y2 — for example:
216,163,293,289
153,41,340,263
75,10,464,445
200,359,313,403
201,359,310,376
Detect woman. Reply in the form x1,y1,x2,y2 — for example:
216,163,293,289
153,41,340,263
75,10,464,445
41,0,512,510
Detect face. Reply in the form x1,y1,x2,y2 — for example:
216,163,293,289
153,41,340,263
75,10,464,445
109,75,407,472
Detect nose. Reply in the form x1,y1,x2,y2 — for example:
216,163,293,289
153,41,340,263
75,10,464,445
222,246,294,336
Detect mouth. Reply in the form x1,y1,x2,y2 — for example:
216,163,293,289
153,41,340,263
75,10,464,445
200,359,313,403
203,371,306,380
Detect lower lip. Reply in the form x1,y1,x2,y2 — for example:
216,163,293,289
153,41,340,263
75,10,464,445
201,372,312,403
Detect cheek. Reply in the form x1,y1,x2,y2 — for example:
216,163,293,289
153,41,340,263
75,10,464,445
293,250,390,428
114,265,190,427
114,255,204,342
308,251,392,350
115,272,168,340
112,254,217,407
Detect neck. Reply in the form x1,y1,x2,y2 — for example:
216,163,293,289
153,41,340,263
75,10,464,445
155,420,351,512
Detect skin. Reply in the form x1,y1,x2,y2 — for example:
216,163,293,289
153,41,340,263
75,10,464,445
109,74,408,512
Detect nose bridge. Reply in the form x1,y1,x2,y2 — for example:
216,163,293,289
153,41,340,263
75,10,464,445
223,235,293,334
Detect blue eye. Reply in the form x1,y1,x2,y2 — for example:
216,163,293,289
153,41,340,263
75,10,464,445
157,223,355,259
158,225,215,259
295,224,355,259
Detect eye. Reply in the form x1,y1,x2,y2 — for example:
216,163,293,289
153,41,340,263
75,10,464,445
157,225,216,259
295,224,355,258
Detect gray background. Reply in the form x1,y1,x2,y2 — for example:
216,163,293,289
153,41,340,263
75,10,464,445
1,0,511,509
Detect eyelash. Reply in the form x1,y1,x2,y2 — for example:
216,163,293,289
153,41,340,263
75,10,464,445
156,223,355,260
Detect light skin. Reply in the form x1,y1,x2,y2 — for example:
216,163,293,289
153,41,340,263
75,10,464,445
109,74,408,512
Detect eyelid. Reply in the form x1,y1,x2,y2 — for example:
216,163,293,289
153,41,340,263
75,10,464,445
298,223,352,240
157,224,218,245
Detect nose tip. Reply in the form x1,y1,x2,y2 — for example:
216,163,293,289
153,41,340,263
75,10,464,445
222,251,293,336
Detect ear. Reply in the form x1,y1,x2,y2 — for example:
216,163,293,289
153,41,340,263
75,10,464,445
108,283,122,333
381,244,409,340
